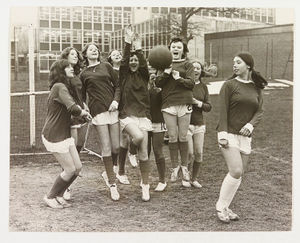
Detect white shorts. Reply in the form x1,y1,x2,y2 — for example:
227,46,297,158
92,110,119,126
162,105,192,117
42,135,75,154
120,116,153,132
152,122,167,133
224,133,252,155
187,125,206,136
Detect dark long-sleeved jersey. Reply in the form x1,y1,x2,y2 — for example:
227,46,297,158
119,43,150,119
155,60,195,109
42,83,82,142
217,78,264,135
80,62,120,117
191,81,212,126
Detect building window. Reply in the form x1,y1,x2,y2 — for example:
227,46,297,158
83,7,92,22
93,7,102,23
161,7,168,14
50,30,60,43
51,7,60,21
123,12,131,24
72,7,82,22
73,30,82,44
83,30,93,44
93,32,102,45
152,7,159,13
170,8,177,13
104,10,112,23
39,29,50,42
61,8,71,21
61,30,71,43
114,11,122,24
40,7,50,20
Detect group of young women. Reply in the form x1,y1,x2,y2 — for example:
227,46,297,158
41,25,267,223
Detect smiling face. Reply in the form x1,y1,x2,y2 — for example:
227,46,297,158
129,54,139,72
86,44,99,61
110,50,122,65
170,41,184,60
233,56,249,78
65,65,74,78
193,62,202,81
67,49,79,66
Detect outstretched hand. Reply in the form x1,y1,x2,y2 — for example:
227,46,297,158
125,25,134,44
133,33,142,50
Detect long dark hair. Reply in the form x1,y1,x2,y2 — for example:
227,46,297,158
81,42,101,66
59,47,84,75
107,49,122,66
49,59,71,90
228,53,268,89
48,59,82,107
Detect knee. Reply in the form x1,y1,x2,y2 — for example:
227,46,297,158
112,146,120,155
178,133,188,142
61,168,76,180
168,132,178,143
138,149,148,161
101,144,112,157
229,168,243,179
188,153,194,162
133,133,144,146
194,152,202,162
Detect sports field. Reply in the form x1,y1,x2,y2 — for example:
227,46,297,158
9,83,293,232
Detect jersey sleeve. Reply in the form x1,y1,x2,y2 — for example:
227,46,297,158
175,62,195,90
136,50,149,82
249,89,264,127
106,62,121,103
202,84,212,112
54,83,82,116
217,81,230,133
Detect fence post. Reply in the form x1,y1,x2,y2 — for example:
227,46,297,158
28,24,36,148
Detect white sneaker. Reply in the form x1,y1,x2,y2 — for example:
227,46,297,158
141,183,150,201
191,180,202,188
217,208,230,223
43,195,63,209
56,196,71,208
170,166,180,182
128,153,138,167
181,166,190,181
182,180,191,188
63,188,71,201
113,165,119,174
227,208,240,221
154,182,167,192
102,171,110,187
109,184,120,201
116,173,130,185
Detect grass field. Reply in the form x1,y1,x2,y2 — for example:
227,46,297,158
9,85,293,232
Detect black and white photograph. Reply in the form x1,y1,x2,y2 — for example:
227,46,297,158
2,0,299,242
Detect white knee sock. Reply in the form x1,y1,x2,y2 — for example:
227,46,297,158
216,173,241,211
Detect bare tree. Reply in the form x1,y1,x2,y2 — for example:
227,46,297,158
167,7,242,43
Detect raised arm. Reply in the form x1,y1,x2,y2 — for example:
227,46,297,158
134,33,149,81
119,25,134,82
